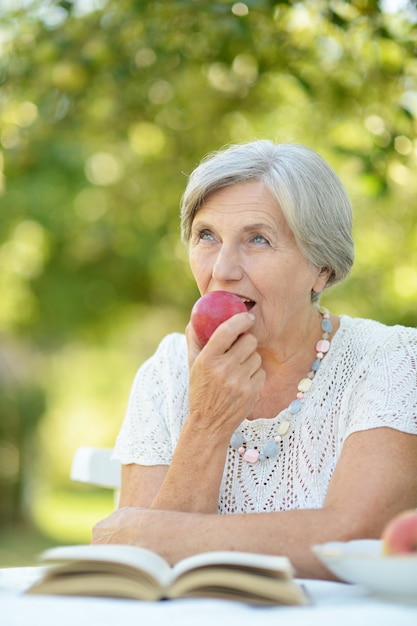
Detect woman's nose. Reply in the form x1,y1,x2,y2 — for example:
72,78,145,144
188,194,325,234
212,246,243,283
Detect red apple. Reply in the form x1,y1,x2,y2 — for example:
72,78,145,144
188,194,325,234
381,509,417,555
190,291,247,345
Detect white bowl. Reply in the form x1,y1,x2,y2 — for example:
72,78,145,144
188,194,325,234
313,539,417,599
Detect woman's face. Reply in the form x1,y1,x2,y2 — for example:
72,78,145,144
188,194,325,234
188,180,328,351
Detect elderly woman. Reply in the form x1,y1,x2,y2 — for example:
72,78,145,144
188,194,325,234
92,141,417,579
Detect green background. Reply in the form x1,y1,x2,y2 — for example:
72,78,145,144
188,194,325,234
0,0,416,565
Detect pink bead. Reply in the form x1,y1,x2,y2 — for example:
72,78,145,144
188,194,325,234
316,339,330,353
243,448,259,463
238,446,245,455
296,392,304,399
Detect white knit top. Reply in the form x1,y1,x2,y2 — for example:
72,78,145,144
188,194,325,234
114,316,417,514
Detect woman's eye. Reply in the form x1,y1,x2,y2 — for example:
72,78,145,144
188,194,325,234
198,230,214,241
251,234,269,245
190,228,216,246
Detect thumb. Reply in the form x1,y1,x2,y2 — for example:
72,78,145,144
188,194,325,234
185,321,204,368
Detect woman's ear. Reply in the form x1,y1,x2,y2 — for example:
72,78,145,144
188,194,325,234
312,266,331,293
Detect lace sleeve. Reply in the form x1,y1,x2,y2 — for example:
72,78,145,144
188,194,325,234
344,324,417,440
113,333,189,465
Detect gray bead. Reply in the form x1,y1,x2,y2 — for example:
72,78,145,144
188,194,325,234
263,441,280,458
288,398,302,414
230,431,244,449
321,318,333,333
311,359,321,372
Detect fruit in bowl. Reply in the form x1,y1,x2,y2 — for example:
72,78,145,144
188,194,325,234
381,509,417,555
190,291,248,345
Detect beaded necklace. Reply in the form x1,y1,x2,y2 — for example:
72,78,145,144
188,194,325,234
230,307,334,464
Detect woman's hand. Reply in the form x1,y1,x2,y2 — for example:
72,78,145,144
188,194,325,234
186,311,265,438
92,507,137,546
92,507,207,565
136,312,264,514
92,507,178,553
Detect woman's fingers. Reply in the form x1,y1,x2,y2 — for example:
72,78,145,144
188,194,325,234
186,312,255,361
185,312,264,434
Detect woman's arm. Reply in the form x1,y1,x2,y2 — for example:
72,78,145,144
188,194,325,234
118,464,169,508
120,311,264,513
93,427,417,579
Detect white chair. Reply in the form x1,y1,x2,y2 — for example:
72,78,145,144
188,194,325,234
71,446,121,490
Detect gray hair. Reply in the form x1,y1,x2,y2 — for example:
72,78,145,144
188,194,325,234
180,140,354,299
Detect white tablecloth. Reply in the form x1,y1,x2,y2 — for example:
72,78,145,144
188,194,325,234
0,566,416,626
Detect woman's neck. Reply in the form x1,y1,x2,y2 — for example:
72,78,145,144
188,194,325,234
247,312,340,421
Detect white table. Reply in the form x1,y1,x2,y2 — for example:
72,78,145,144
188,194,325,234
1,566,416,626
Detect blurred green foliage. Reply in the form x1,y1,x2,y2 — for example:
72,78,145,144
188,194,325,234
0,349,45,524
0,0,416,536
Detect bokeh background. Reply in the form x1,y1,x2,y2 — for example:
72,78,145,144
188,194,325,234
0,0,416,565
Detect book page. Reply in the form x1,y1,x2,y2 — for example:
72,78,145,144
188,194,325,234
172,550,294,580
40,544,173,587
29,545,308,605
27,571,165,601
169,567,309,605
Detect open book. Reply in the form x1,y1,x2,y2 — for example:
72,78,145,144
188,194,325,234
26,544,309,606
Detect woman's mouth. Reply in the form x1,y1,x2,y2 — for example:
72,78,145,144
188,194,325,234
240,297,256,312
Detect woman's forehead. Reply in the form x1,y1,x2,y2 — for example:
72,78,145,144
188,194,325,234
193,181,287,229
